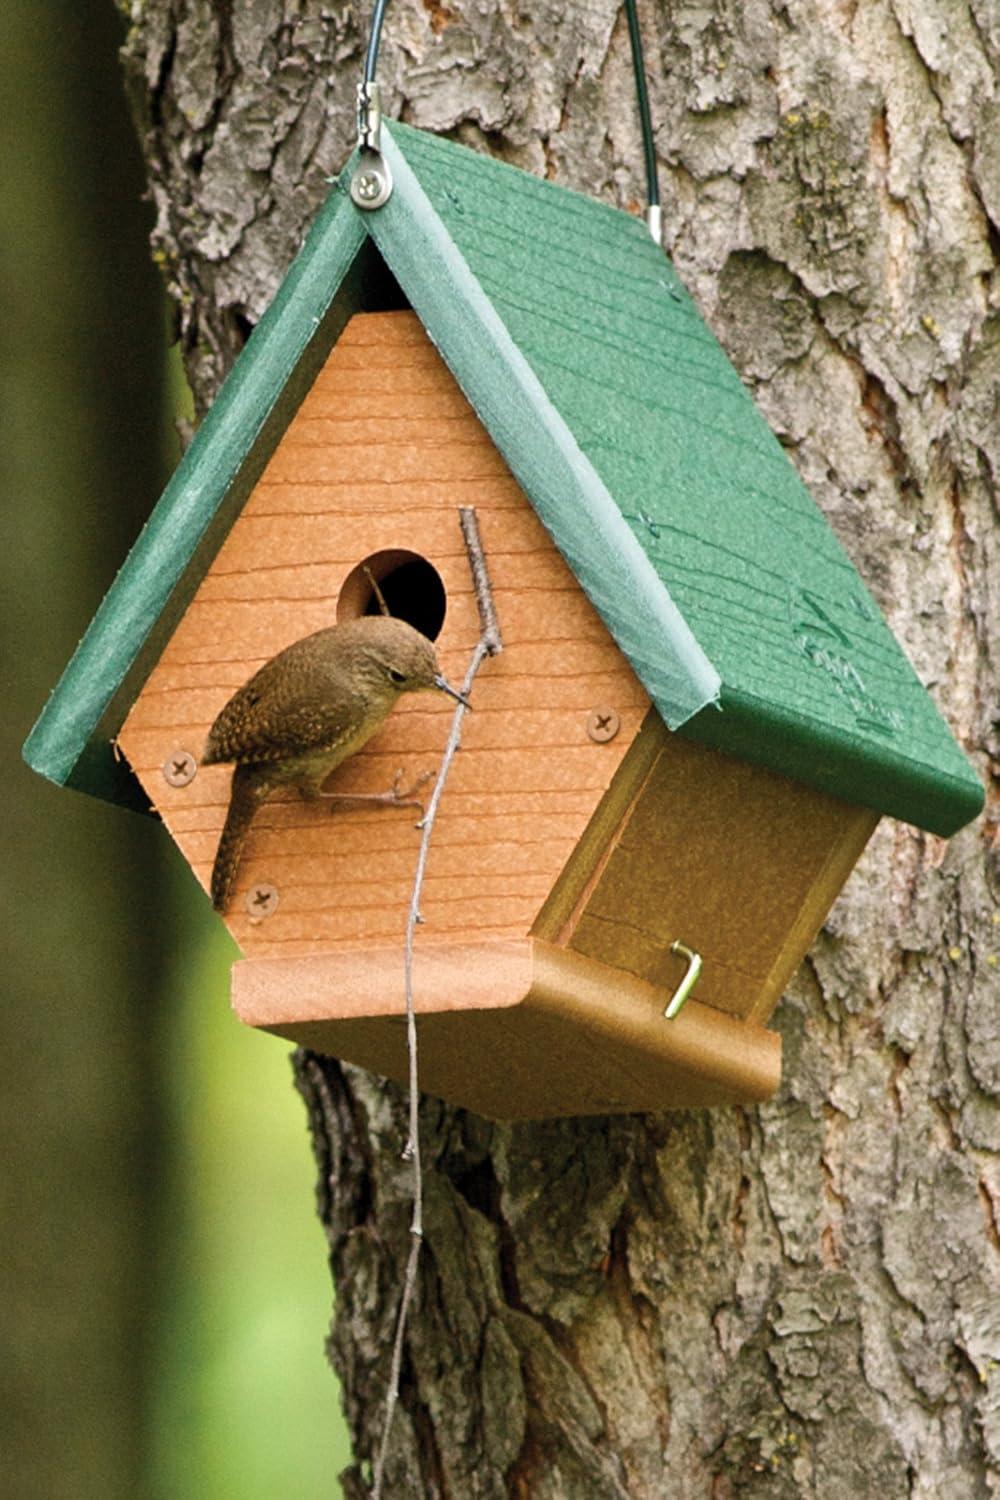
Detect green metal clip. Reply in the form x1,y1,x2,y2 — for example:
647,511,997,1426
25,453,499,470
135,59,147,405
664,941,703,1019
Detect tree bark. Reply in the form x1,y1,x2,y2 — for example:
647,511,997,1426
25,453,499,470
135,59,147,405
121,1,998,1493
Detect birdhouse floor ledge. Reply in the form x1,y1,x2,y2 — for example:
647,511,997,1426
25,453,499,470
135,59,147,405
231,937,781,1120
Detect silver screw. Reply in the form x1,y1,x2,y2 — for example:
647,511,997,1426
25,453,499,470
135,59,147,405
350,160,392,209
162,750,197,788
246,883,280,919
587,708,620,744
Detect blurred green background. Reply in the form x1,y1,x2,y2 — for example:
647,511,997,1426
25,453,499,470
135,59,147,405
3,4,350,1494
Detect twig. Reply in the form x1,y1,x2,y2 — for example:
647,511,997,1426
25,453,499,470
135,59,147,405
370,509,502,1498
459,507,503,655
363,565,391,618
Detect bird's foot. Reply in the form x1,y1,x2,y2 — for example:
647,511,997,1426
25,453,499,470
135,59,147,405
317,768,436,818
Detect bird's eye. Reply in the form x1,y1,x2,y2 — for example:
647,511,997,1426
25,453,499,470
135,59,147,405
388,668,407,685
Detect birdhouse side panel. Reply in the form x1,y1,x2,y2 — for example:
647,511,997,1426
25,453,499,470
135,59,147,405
540,714,878,1024
117,311,649,958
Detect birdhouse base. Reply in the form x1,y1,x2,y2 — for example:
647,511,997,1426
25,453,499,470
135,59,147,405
232,938,782,1119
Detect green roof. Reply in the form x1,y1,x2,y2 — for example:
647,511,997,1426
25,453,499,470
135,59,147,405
24,121,983,836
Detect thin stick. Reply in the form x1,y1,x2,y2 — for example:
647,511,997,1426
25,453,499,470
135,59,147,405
370,509,502,1498
363,564,391,618
459,507,503,655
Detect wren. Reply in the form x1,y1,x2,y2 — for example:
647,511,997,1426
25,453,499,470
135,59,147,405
203,615,467,912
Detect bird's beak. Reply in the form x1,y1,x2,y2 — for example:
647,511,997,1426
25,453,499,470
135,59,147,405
435,673,472,708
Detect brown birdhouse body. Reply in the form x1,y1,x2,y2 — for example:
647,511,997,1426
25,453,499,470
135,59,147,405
117,311,870,1118
119,312,648,956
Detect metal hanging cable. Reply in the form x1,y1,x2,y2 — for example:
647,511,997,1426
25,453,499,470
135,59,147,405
623,0,662,240
364,0,390,85
352,0,392,206
356,0,663,222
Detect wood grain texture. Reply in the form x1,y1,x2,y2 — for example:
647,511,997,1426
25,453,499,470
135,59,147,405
118,310,648,959
232,937,782,1118
370,127,722,735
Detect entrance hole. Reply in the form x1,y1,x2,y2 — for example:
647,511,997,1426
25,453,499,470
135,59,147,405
337,550,447,642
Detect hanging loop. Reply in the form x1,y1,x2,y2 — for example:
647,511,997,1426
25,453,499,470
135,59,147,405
663,941,702,1020
351,0,393,208
623,0,662,242
357,0,662,236
350,147,393,210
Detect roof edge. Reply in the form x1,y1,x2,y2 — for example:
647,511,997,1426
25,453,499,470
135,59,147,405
23,181,370,804
371,122,721,729
681,688,985,836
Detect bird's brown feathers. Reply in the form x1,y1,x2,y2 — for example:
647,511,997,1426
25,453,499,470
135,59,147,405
203,616,439,767
203,616,448,912
202,652,366,766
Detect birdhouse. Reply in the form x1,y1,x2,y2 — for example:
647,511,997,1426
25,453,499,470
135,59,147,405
24,123,982,1120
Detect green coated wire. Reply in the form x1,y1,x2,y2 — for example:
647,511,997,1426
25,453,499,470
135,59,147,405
362,0,661,214
623,0,660,211
364,0,390,84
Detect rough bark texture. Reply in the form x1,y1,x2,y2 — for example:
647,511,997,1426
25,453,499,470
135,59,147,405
120,0,998,1493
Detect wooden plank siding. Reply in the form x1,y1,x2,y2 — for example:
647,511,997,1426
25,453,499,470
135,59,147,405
118,310,648,959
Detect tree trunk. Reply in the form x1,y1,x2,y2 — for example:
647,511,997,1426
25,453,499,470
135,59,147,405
122,1,998,1493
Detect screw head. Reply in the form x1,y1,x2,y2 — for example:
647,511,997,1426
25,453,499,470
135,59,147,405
246,883,279,919
587,708,621,743
162,750,197,788
349,158,392,209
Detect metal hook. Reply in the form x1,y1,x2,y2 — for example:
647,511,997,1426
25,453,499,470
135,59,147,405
663,941,702,1020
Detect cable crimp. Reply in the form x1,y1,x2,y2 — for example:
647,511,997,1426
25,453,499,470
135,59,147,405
357,80,382,153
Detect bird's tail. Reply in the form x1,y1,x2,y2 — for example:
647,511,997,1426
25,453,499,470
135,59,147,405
211,765,267,913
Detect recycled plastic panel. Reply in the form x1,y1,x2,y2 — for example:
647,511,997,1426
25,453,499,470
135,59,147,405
231,938,784,1119
117,312,648,958
535,711,879,1025
23,205,372,810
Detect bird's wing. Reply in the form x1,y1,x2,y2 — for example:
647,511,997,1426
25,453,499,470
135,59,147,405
203,654,364,766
